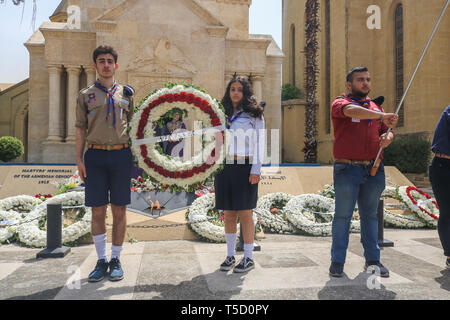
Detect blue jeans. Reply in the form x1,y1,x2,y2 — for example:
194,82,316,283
331,162,386,264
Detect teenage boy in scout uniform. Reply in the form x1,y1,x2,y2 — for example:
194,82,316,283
75,45,135,282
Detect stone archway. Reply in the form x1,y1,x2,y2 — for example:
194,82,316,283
13,103,29,162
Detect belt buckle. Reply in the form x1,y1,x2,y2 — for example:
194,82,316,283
106,145,112,151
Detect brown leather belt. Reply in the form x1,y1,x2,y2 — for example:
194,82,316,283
335,159,373,165
88,143,129,151
435,153,450,160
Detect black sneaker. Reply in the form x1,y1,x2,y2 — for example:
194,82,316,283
88,259,109,282
220,256,236,271
329,262,344,278
109,258,124,281
446,258,450,269
233,257,255,273
365,261,389,278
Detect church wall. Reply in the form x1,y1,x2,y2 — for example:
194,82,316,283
283,0,450,163
0,80,29,162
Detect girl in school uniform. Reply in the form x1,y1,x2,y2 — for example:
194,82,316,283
214,76,265,273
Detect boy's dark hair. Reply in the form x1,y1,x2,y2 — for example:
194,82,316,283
93,45,118,63
346,66,369,82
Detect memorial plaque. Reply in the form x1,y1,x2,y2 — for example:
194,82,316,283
258,165,413,197
0,165,77,199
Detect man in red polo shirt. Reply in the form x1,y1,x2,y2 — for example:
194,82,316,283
329,66,398,278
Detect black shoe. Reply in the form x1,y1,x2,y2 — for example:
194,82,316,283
220,256,236,271
88,259,109,282
329,262,344,277
365,261,389,278
233,257,255,273
446,258,450,269
109,258,124,281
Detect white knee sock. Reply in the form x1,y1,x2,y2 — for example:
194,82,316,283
244,243,254,260
93,233,107,262
225,233,237,257
111,245,123,260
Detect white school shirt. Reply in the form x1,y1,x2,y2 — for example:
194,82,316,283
228,111,265,175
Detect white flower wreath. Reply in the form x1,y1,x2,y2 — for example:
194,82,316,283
130,84,229,191
186,193,258,243
0,210,23,244
381,186,427,229
16,192,91,248
256,193,297,234
396,186,439,227
285,194,360,236
0,195,41,213
186,193,228,243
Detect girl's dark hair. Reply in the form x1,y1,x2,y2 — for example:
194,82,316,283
221,76,264,119
93,45,118,63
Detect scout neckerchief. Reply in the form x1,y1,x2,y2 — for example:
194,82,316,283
94,81,119,129
347,94,373,123
226,110,244,129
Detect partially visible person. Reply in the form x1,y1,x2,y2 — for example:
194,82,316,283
429,105,450,269
163,110,186,159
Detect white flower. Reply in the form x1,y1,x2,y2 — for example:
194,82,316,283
284,194,360,236
130,84,228,189
396,186,439,227
256,193,297,234
16,192,91,248
0,195,40,213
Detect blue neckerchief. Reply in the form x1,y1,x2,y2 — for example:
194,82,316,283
226,111,244,129
347,94,372,123
95,81,119,128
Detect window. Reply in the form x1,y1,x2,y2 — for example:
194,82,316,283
395,4,404,127
290,24,296,86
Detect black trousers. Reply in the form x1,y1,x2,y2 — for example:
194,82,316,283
429,156,450,257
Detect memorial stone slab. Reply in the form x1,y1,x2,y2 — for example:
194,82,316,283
0,165,77,199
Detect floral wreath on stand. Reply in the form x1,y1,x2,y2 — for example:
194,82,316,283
285,194,360,236
397,186,439,227
130,83,228,193
380,186,428,229
16,192,91,248
256,193,298,234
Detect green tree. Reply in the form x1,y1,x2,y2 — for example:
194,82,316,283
302,0,320,163
0,136,24,162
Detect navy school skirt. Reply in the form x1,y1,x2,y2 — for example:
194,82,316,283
214,161,258,211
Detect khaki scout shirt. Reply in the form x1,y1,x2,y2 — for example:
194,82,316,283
75,83,134,145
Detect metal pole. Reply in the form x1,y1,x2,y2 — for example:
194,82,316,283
236,218,261,252
372,0,450,169
377,200,394,248
36,204,71,259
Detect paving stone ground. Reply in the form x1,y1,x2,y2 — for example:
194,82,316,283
1,228,450,301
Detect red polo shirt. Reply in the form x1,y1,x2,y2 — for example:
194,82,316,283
332,94,391,160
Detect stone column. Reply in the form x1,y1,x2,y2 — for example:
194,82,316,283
84,65,97,87
47,64,63,142
252,75,263,101
65,65,81,143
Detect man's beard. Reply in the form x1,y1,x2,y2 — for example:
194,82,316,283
351,87,370,98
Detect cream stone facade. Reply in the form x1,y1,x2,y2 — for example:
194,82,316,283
16,0,283,163
282,0,450,163
0,80,29,162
